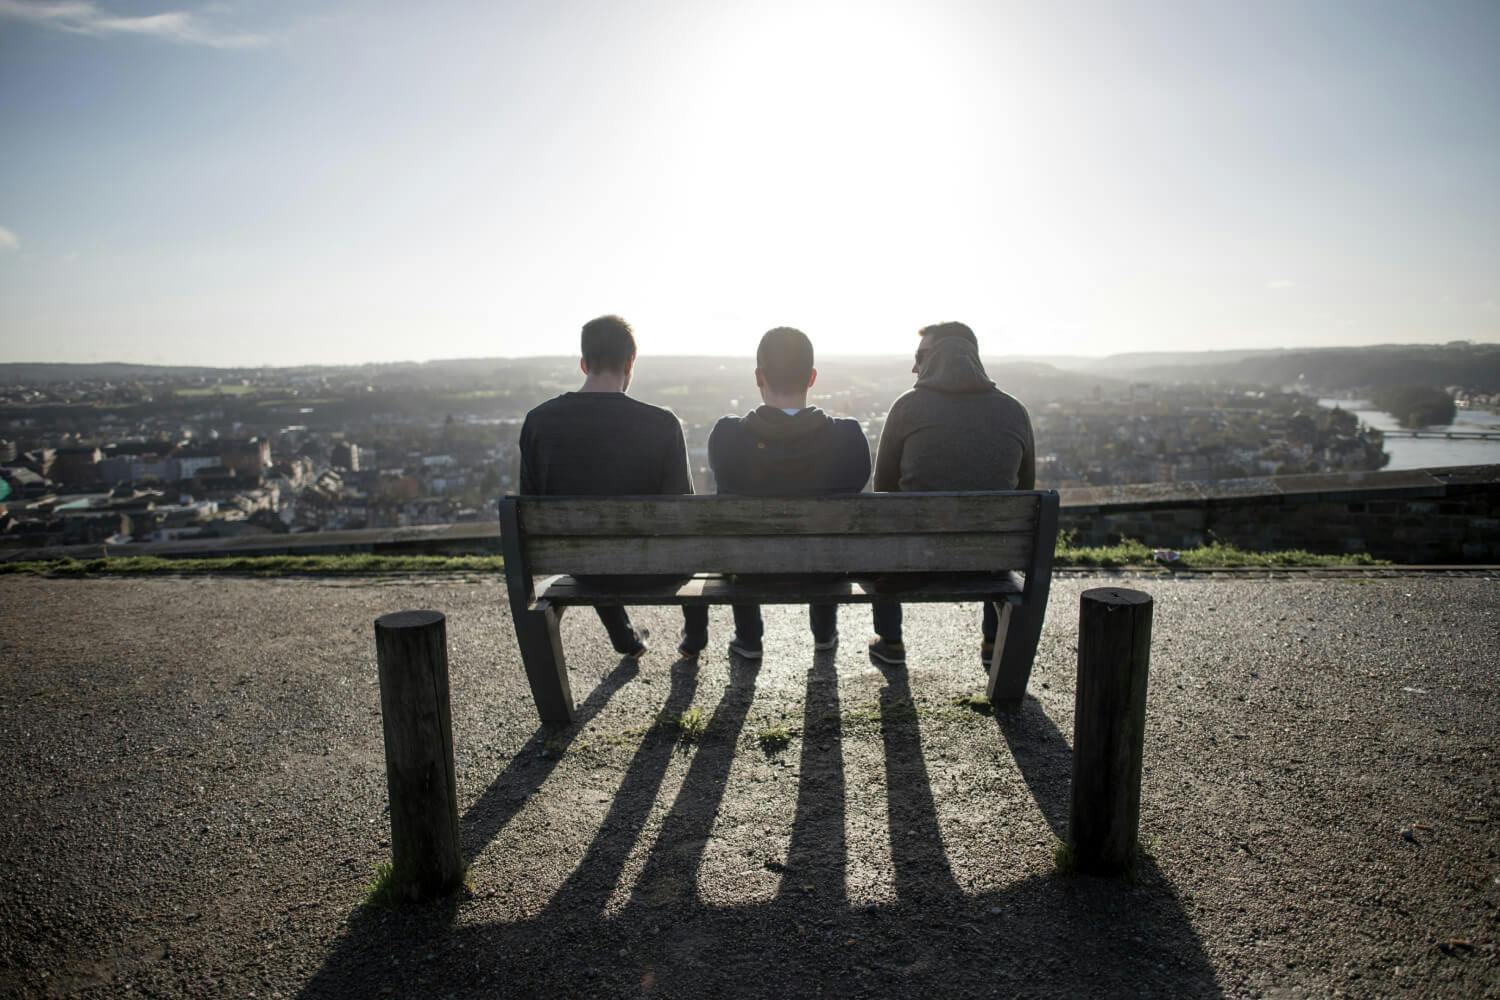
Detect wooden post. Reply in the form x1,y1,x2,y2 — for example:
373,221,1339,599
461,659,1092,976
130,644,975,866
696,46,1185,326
374,610,464,900
1068,588,1153,875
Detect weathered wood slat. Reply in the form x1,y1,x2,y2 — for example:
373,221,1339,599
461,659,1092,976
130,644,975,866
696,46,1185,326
534,571,1026,606
525,532,1034,575
516,493,1039,537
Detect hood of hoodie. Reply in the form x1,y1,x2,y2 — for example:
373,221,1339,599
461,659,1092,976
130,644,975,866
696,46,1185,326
740,404,836,441
914,337,996,394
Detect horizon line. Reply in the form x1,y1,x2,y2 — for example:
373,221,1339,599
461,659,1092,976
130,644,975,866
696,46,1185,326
3,340,1497,372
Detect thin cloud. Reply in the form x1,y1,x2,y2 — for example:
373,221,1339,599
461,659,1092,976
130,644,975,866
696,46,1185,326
0,0,264,48
0,226,18,252
1267,279,1296,290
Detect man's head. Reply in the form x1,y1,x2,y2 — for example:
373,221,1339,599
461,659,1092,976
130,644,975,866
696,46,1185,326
579,314,637,388
913,321,978,374
755,326,817,402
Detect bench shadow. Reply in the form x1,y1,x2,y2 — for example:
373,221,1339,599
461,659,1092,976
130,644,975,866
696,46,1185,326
299,659,1222,999
460,653,644,858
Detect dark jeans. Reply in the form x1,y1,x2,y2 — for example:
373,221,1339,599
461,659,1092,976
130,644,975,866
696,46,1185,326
596,605,709,655
732,603,837,649
871,600,1001,645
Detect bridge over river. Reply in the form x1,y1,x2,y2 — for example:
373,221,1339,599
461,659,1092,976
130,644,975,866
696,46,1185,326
1388,428,1500,440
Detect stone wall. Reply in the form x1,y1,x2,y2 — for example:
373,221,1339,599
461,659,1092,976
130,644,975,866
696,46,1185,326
1057,464,1499,563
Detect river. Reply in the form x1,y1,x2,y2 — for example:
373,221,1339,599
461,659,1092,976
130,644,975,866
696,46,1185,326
1317,398,1500,471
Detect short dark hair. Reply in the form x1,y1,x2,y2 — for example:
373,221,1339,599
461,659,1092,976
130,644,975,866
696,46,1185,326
757,326,815,394
918,321,978,350
580,315,637,374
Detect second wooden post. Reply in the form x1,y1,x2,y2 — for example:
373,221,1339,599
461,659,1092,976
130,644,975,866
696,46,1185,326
375,609,464,900
1068,587,1153,875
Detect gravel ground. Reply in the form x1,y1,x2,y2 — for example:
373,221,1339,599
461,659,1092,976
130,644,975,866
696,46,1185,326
0,573,1496,999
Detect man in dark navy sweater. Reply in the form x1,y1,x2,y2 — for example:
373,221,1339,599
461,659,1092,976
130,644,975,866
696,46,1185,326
519,315,709,659
707,327,871,658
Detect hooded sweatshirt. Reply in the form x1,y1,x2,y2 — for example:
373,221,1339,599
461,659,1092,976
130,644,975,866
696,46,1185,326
708,405,871,496
873,337,1035,493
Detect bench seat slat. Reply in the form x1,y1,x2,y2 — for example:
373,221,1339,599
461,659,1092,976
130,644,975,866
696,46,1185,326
533,571,1025,607
516,493,1038,537
525,533,1033,576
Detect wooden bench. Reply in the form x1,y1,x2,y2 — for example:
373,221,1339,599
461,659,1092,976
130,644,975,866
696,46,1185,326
499,491,1060,723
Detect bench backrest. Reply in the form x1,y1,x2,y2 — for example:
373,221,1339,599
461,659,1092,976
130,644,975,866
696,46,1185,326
500,491,1059,577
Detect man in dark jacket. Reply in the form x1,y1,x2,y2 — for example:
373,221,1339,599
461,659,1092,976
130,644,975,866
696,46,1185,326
708,327,871,658
867,321,1035,666
519,314,709,659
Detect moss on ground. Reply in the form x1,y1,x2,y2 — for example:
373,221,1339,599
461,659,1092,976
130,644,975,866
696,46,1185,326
1054,539,1386,569
0,541,1387,578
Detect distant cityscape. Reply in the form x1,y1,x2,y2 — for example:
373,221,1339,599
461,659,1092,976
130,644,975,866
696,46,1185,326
1,348,1497,552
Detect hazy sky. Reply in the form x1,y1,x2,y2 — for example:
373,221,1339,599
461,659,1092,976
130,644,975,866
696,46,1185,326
1,0,1497,366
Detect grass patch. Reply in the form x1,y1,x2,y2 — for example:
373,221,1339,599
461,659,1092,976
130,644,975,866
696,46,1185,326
953,693,994,716
365,860,472,906
1052,841,1076,875
0,554,505,577
664,706,707,744
756,723,794,754
0,540,1388,579
1055,539,1387,568
365,861,400,907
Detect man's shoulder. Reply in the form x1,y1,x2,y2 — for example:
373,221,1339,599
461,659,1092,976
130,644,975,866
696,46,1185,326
989,388,1032,421
527,392,679,425
829,414,868,445
709,412,747,436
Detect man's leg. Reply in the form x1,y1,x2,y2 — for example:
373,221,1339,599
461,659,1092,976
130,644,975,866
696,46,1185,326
730,604,764,656
809,603,838,648
595,605,645,655
982,601,1000,644
869,600,905,664
872,600,903,643
679,605,709,656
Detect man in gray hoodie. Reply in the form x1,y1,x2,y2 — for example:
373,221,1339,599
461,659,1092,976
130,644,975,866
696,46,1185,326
867,322,1036,666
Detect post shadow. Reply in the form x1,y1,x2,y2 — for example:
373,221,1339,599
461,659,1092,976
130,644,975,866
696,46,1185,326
629,655,760,908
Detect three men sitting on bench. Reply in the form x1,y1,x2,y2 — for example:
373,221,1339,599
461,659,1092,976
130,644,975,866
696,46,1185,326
517,315,1034,665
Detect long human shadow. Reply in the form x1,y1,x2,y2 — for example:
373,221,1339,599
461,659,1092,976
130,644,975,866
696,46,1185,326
300,656,1223,998
535,656,700,919
876,661,965,905
628,654,759,908
776,648,847,906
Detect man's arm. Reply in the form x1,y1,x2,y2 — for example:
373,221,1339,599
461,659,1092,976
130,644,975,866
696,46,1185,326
872,398,906,492
705,416,733,495
1016,411,1036,491
518,418,539,495
660,412,695,496
837,420,873,492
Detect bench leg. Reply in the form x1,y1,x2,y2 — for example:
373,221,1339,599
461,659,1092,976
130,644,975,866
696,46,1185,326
512,604,574,724
986,599,1042,704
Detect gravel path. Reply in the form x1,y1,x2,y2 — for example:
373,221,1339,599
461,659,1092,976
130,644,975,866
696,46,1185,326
0,574,1496,998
